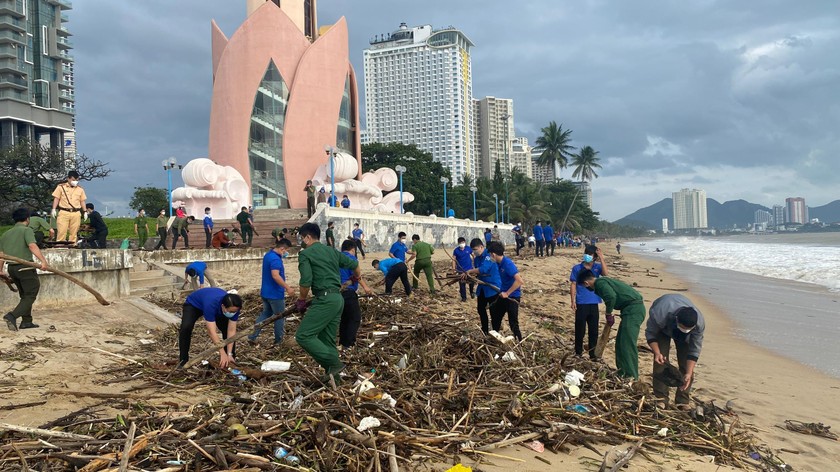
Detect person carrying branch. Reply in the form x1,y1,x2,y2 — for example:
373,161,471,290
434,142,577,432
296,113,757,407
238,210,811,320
1,208,49,331
178,288,243,368
372,256,411,296
248,238,294,346
487,241,524,341
181,261,217,291
569,245,609,359
453,237,475,302
646,294,705,406
577,270,645,379
466,238,501,336
295,223,361,385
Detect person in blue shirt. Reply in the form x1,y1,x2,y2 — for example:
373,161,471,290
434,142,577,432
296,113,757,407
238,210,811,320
182,261,217,291
339,240,373,349
487,241,524,340
447,208,455,218
327,193,338,207
341,195,351,208
178,288,243,368
372,257,411,296
388,231,408,261
203,207,213,248
248,239,294,345
452,237,475,302
543,221,555,256
351,223,366,259
484,228,492,244
533,220,545,258
466,238,502,335
569,245,609,359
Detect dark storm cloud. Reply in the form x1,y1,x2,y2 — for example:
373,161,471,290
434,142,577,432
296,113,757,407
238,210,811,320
71,1,840,219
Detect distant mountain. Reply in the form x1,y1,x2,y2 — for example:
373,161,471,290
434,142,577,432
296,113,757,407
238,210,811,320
614,198,770,229
809,200,840,224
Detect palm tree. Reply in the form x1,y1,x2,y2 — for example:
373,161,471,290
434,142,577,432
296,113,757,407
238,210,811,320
571,145,602,181
535,121,576,174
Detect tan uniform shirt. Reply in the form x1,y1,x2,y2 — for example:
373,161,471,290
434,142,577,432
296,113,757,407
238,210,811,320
52,183,87,211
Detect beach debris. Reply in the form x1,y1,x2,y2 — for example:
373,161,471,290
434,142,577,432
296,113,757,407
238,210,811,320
564,369,585,386
260,360,291,371
657,427,669,437
526,440,545,453
357,416,381,432
445,465,472,472
784,420,838,440
653,362,684,387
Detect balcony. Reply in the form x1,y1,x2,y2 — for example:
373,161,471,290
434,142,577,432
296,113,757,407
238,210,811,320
0,74,27,89
58,78,72,88
0,0,25,17
59,51,74,61
59,90,75,101
0,30,24,44
0,57,24,72
58,0,73,8
57,36,73,48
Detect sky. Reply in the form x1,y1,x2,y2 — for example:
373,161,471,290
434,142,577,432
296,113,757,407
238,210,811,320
72,0,840,221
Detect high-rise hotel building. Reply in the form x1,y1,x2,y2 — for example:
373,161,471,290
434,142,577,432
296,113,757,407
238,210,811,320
363,23,475,183
785,197,808,225
672,188,708,230
0,0,74,154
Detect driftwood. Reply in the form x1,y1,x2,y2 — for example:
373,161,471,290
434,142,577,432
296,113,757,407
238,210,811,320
0,273,17,292
0,252,109,305
595,321,613,358
0,422,94,440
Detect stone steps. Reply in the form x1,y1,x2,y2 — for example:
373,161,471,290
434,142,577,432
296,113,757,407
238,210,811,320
129,265,180,297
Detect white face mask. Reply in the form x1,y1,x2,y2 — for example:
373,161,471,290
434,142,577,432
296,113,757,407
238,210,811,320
459,243,466,249
69,180,78,187
140,212,145,216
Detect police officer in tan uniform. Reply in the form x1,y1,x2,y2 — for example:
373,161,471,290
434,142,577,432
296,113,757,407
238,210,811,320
51,171,87,243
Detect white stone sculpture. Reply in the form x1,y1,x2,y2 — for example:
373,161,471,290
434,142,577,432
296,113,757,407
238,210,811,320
171,158,251,219
311,152,415,213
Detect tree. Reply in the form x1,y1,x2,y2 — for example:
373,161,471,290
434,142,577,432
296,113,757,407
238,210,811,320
129,186,169,213
571,145,602,181
361,142,451,216
0,141,111,222
535,121,575,172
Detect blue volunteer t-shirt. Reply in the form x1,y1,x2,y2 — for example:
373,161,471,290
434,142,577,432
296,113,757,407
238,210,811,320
203,215,213,230
533,225,544,241
185,261,207,284
352,228,363,240
389,240,408,261
340,252,359,291
377,258,401,275
341,198,351,208
473,248,488,267
477,258,502,298
261,250,286,300
484,231,492,243
453,246,473,272
498,256,521,298
185,287,239,322
569,262,603,304
544,225,554,240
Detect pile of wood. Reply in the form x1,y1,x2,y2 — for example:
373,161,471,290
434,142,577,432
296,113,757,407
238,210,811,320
0,293,787,471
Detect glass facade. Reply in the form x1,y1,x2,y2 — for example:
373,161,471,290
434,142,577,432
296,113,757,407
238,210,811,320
248,60,290,208
336,74,353,154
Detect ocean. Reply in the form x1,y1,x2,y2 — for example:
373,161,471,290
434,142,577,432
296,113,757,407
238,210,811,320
627,233,840,378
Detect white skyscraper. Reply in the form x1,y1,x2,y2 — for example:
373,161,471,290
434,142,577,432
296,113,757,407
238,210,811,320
473,96,514,178
364,23,476,182
672,188,708,230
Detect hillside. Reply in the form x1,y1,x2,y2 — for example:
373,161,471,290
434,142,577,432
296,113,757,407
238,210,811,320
809,200,840,223
614,198,770,229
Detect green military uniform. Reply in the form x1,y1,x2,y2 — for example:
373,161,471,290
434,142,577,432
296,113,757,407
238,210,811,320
0,224,40,325
154,215,168,250
172,217,191,248
134,215,149,248
593,277,645,379
411,240,435,293
325,227,335,247
296,241,358,377
28,216,52,246
236,211,253,245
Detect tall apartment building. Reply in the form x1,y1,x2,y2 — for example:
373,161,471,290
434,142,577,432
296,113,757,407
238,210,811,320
509,136,532,179
573,181,592,209
785,197,807,225
772,204,785,227
473,96,513,179
531,147,560,184
754,209,772,225
364,23,475,183
0,0,74,153
672,188,708,230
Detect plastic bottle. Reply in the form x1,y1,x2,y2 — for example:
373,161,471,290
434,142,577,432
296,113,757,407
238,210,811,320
274,447,289,459
290,395,303,410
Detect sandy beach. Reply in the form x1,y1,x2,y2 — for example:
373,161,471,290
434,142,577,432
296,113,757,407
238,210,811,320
1,242,838,471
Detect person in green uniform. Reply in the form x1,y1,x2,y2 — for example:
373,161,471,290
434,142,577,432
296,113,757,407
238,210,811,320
578,270,645,379
1,208,49,331
172,216,194,249
134,209,149,250
28,211,54,247
153,209,169,250
325,221,336,248
294,222,361,385
304,180,316,218
406,234,435,294
236,206,254,246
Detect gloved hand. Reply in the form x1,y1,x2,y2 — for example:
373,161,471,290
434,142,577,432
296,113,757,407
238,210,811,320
295,299,308,314
606,314,615,327
83,213,89,222
51,208,57,218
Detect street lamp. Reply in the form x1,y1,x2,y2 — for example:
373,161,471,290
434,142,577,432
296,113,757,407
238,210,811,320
440,177,449,216
470,186,477,221
395,164,407,214
500,200,505,225
493,193,498,223
324,145,336,207
161,157,182,217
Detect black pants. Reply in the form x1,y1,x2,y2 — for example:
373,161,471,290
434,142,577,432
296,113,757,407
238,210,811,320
241,225,253,245
8,264,39,324
384,262,411,295
354,239,365,258
178,303,235,366
205,228,212,248
575,303,600,358
652,333,692,404
476,293,499,335
307,197,315,217
34,232,46,248
339,291,362,348
154,227,168,249
491,296,522,341
548,240,556,256
515,237,524,255
458,272,475,301
92,230,108,249
536,240,545,257
172,228,189,248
